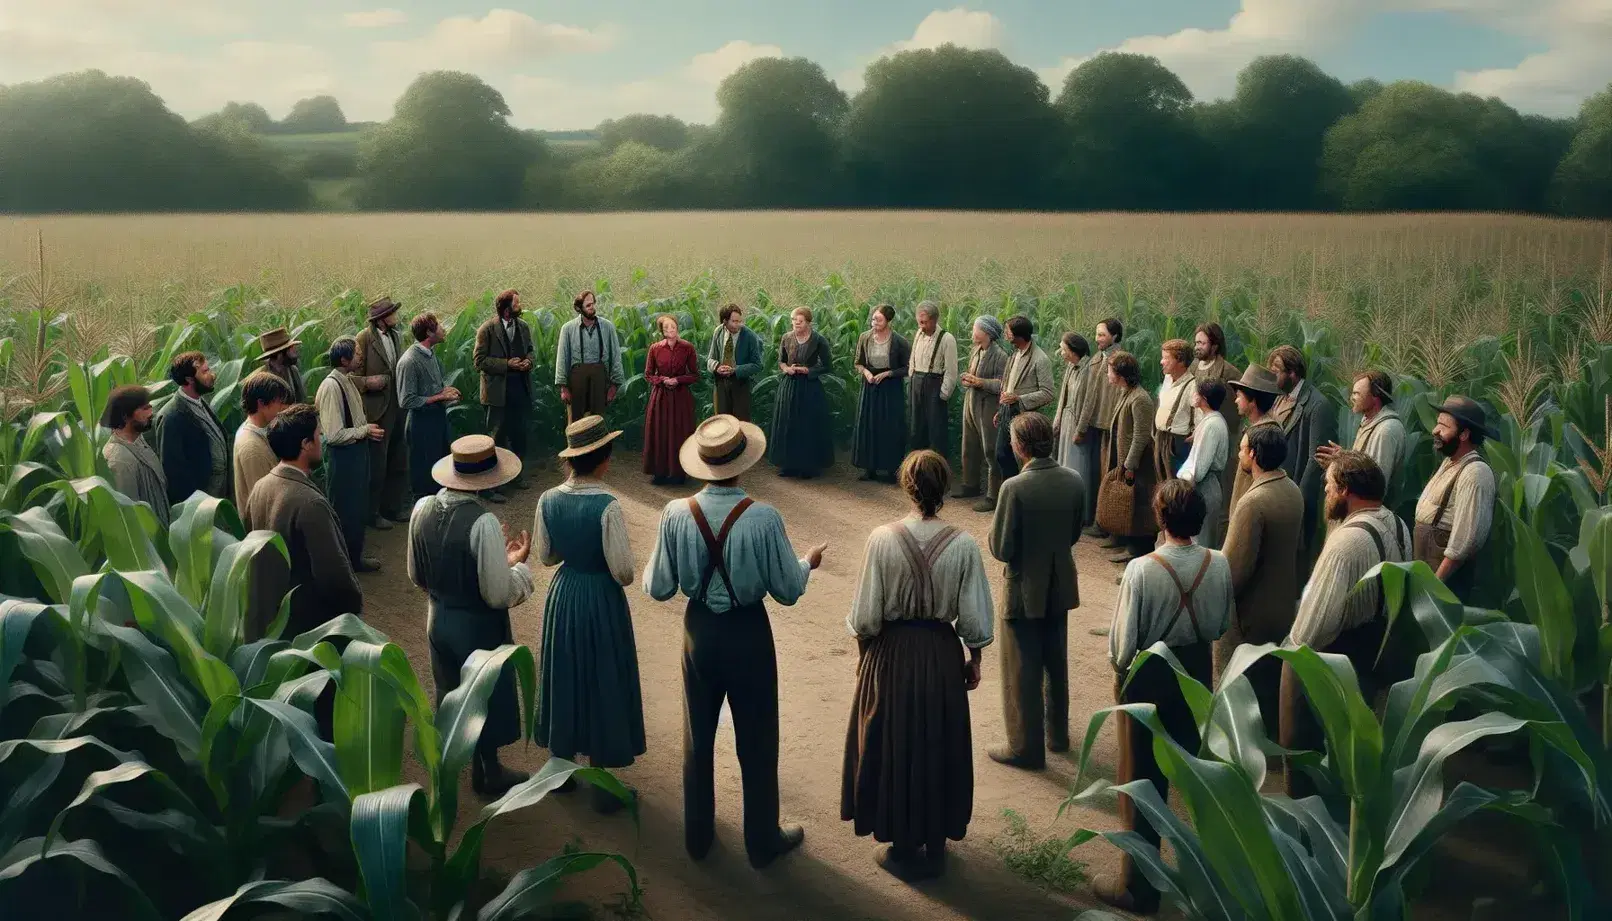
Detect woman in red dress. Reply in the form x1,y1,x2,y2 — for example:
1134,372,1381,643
643,314,698,485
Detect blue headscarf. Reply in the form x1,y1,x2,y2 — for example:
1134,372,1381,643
973,315,1003,342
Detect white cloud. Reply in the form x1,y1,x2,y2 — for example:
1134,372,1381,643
688,40,784,85
343,9,408,29
840,7,1007,93
371,9,616,70
1444,0,1612,115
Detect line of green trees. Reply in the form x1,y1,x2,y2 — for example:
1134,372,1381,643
3,47,1610,215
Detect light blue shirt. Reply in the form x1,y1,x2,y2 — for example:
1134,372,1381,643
554,316,626,387
642,485,811,613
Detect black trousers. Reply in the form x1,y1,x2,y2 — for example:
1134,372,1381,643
995,402,1022,480
324,440,369,563
486,392,531,488
907,372,948,456
368,402,409,520
682,596,782,863
999,610,1070,765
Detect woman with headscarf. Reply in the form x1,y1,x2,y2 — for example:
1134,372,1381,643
769,306,835,478
642,314,699,485
956,316,1009,511
1052,332,1095,511
852,304,911,482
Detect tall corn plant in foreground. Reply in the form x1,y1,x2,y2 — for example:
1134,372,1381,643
1064,564,1599,920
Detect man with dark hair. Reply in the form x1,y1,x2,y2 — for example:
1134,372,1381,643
154,350,231,504
987,412,1084,769
555,290,625,424
1219,424,1303,728
706,304,764,421
1179,380,1230,549
1194,323,1242,535
397,312,460,501
955,316,1009,508
102,385,170,527
475,289,537,502
244,404,363,641
1317,370,1405,486
1413,396,1496,599
1077,318,1125,540
1224,365,1283,514
1052,331,1097,522
256,327,307,404
234,370,293,510
354,296,411,530
1098,478,1232,913
991,315,1055,491
1282,450,1412,797
907,300,958,457
1268,345,1335,581
316,337,385,572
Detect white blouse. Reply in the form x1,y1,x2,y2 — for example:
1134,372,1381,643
846,515,994,649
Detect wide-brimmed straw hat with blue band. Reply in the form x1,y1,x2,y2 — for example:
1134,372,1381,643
680,414,767,481
432,434,522,491
557,414,624,459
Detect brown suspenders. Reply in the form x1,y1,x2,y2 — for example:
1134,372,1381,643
688,497,755,607
1430,453,1479,529
1145,549,1213,645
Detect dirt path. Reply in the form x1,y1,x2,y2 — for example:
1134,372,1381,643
359,451,1128,920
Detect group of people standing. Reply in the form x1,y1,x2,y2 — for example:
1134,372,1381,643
94,293,1504,915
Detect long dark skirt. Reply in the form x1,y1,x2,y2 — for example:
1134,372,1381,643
769,375,833,475
406,403,451,499
427,599,520,749
841,620,973,848
323,439,369,563
851,376,906,473
537,567,647,768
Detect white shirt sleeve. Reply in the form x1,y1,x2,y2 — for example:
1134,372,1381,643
846,527,889,639
939,333,959,400
1109,559,1145,672
1445,462,1496,562
601,499,636,587
469,511,535,609
952,536,994,649
533,497,560,567
315,378,371,445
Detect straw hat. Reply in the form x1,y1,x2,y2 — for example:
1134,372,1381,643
368,296,402,323
1225,364,1282,396
432,434,522,491
257,327,299,360
557,414,623,459
680,414,768,481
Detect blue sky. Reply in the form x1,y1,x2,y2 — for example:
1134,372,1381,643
1,1,1604,128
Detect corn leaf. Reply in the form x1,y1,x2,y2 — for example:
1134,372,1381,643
476,851,637,921
0,836,163,920
349,784,430,921
433,645,536,841
180,878,367,921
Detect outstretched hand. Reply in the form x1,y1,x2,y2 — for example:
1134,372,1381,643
805,542,828,570
506,528,531,567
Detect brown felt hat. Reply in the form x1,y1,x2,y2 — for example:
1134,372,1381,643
257,327,299,359
1226,364,1281,397
557,414,624,459
1433,395,1497,439
432,434,521,491
367,296,402,323
680,415,767,481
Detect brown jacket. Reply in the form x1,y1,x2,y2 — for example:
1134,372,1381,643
244,465,363,641
474,316,535,408
1230,416,1283,512
1100,385,1159,536
989,457,1084,619
353,324,404,423
1221,468,1303,644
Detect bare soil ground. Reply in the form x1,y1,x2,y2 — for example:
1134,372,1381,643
357,451,1524,921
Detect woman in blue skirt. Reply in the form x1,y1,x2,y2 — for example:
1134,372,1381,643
534,414,646,812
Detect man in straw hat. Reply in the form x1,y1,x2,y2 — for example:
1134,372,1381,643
1412,395,1496,601
642,414,828,869
1224,363,1284,516
256,326,307,404
408,434,536,798
475,290,537,502
354,296,412,529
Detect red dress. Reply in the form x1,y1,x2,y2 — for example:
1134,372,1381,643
643,338,699,479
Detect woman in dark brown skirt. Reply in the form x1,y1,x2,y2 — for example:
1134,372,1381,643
841,449,994,880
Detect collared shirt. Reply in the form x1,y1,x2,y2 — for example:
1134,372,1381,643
846,516,994,649
406,489,536,609
1414,454,1496,562
533,480,636,586
315,371,371,446
375,326,398,367
909,329,959,399
1110,541,1235,670
1180,412,1228,485
397,342,446,411
1289,505,1412,649
555,316,626,386
1155,372,1201,435
642,485,811,613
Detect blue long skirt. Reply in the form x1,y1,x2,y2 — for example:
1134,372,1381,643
537,566,647,768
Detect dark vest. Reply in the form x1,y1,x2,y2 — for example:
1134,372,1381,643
411,497,499,617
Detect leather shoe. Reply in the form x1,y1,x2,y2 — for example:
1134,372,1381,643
356,556,383,573
370,516,393,531
471,755,529,799
972,498,996,512
875,844,943,881
1107,550,1136,564
1092,872,1158,915
686,827,714,861
1083,525,1109,539
987,745,1044,770
509,480,532,491
951,488,981,500
485,491,508,504
748,823,805,869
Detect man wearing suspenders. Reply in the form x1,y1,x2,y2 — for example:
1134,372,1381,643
1283,450,1412,798
1099,479,1234,914
642,415,828,869
1413,396,1496,602
907,301,959,456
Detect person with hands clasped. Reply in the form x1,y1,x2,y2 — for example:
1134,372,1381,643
643,315,699,485
474,289,537,502
316,336,386,572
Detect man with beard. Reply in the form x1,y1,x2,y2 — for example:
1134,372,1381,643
102,385,170,527
555,290,626,425
233,371,293,511
992,316,1055,488
354,296,411,530
956,316,1009,511
907,300,958,457
154,351,231,504
1315,371,1405,484
1077,318,1124,542
245,404,364,640
397,312,460,501
1194,324,1241,518
476,289,537,502
1268,346,1336,581
1282,450,1411,798
257,327,307,404
706,303,764,421
315,337,385,572
1413,396,1496,601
